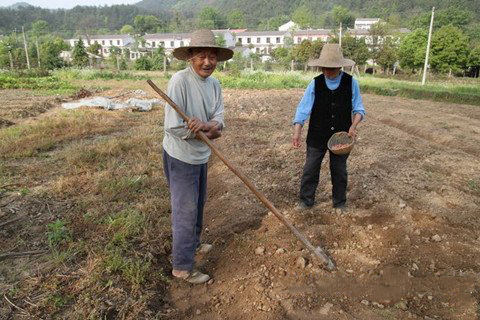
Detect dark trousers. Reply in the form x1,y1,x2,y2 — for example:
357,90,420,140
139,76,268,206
299,146,349,208
163,149,207,271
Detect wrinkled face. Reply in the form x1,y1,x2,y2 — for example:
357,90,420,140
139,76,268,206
322,67,341,79
189,48,218,78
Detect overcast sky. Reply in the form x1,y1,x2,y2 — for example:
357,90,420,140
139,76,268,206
0,0,139,9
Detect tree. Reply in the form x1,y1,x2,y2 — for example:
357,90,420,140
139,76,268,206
197,7,224,29
292,39,323,70
467,45,480,77
398,29,427,72
270,47,292,70
31,20,49,36
331,6,355,29
342,35,370,66
258,15,290,31
215,34,226,47
40,36,69,69
376,37,398,73
109,45,122,69
134,55,152,70
410,7,472,31
292,6,314,29
87,42,102,55
430,25,469,74
72,38,88,67
227,9,246,28
31,19,49,68
369,22,390,68
151,47,165,70
134,15,161,34
119,24,134,34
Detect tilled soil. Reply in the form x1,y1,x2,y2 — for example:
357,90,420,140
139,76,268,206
166,90,480,320
0,88,479,319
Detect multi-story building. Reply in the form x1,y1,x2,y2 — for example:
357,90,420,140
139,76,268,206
291,29,331,44
354,18,380,30
234,31,287,54
67,34,134,57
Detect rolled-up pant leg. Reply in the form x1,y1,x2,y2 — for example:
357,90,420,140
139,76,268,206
329,150,349,208
299,146,327,207
163,149,207,271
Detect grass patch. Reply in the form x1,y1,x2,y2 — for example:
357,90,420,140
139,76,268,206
0,71,76,93
216,70,311,89
358,75,480,106
53,68,151,81
0,109,126,158
106,209,145,247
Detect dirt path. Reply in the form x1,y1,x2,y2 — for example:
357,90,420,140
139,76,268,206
166,90,480,319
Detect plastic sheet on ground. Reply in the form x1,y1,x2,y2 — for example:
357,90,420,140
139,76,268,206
62,97,164,112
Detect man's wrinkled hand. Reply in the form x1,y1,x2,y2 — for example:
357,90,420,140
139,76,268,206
188,117,209,133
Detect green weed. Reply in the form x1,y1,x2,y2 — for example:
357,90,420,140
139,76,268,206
47,219,72,248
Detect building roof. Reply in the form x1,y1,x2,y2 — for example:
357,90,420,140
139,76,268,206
355,18,380,22
144,33,190,40
293,29,332,36
236,31,286,36
74,34,133,40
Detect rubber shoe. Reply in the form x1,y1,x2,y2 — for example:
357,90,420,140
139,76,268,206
173,269,210,284
196,243,213,254
295,202,312,211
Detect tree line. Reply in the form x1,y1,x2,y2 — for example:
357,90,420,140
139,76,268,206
0,5,479,77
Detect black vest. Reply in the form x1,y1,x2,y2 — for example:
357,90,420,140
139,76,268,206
306,73,353,149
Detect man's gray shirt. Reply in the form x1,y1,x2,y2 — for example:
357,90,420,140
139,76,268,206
163,66,225,165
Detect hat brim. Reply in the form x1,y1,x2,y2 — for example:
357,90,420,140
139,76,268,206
308,58,355,68
172,46,234,61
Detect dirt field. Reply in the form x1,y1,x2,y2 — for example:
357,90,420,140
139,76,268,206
1,87,479,319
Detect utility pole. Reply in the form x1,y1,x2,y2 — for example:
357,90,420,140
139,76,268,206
22,26,31,69
422,7,435,85
339,22,342,47
35,37,41,68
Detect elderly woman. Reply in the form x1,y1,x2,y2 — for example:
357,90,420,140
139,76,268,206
162,29,233,284
292,43,366,214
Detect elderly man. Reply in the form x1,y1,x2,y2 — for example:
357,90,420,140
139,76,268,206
163,29,233,284
292,43,365,214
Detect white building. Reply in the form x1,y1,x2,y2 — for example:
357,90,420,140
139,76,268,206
354,18,380,30
67,34,134,57
234,31,287,55
292,29,331,44
278,20,298,32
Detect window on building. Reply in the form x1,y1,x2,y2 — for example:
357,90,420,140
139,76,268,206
160,41,165,47
87,40,90,45
247,37,251,44
256,48,259,53
257,37,261,43
170,41,174,47
104,48,108,53
238,37,242,44
276,37,280,43
117,40,120,45
152,42,156,47
110,40,113,45
266,37,270,43
297,37,301,43
102,40,105,45
180,41,184,46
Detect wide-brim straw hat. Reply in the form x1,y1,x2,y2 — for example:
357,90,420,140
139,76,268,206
308,43,355,68
172,29,234,62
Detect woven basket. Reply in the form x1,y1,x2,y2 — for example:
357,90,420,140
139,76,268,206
327,131,355,155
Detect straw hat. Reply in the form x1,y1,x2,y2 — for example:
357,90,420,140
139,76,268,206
172,29,234,61
308,43,355,68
